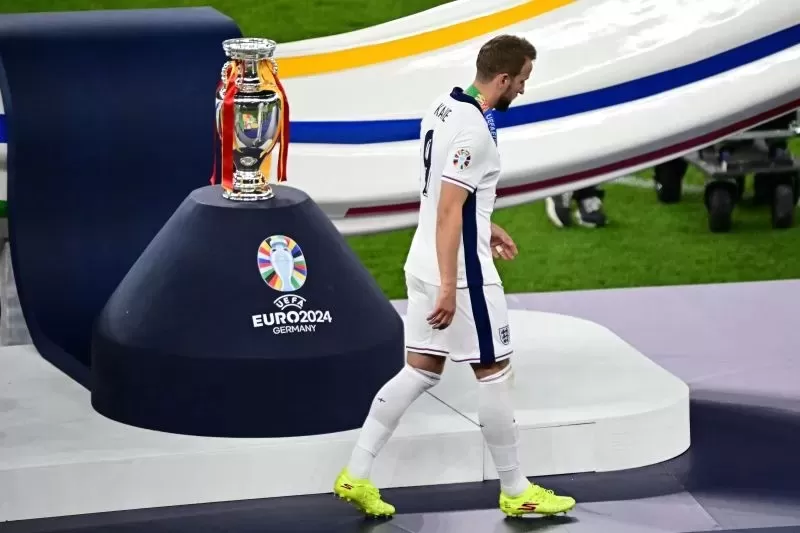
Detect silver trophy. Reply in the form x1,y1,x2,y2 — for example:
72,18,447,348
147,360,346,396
215,38,286,201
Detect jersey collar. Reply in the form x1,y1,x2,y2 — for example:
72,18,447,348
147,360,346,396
450,87,484,114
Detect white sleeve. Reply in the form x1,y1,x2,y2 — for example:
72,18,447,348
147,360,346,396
440,126,487,192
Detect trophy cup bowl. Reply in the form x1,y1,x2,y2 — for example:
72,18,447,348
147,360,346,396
215,37,282,201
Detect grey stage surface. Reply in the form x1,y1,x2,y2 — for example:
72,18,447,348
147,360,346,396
4,280,800,533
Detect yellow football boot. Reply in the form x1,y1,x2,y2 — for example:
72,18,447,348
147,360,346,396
333,468,395,518
499,483,576,517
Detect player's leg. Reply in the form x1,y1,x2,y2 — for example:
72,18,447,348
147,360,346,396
472,358,529,497
334,274,445,517
344,351,443,480
458,284,576,517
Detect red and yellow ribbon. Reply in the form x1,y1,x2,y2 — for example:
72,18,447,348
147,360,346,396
256,60,290,183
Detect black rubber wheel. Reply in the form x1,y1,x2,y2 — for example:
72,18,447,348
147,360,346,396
771,183,795,229
708,186,734,233
654,159,688,203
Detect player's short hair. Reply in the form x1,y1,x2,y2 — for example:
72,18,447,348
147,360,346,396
475,35,537,82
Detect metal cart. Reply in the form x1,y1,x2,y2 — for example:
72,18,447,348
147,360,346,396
653,111,800,232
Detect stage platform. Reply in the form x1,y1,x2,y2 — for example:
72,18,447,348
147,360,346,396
0,309,689,522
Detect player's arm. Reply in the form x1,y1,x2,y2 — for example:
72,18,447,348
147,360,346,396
436,182,468,291
428,128,485,329
437,127,485,286
428,178,470,331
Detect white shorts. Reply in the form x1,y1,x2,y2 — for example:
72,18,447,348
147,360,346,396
404,273,513,364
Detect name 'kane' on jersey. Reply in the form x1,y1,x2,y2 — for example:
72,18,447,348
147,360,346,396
404,87,502,288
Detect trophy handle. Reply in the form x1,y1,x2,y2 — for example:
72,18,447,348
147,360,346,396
220,61,232,83
220,61,241,87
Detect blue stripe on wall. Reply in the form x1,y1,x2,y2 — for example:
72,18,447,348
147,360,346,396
0,24,797,145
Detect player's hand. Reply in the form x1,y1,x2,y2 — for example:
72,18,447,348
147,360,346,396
490,224,518,260
427,286,456,330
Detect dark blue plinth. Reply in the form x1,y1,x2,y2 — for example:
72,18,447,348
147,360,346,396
90,185,405,438
0,8,241,387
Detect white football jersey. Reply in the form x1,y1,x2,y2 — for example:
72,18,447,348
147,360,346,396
404,87,502,288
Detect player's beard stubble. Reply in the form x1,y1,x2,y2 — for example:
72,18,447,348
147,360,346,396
494,87,516,111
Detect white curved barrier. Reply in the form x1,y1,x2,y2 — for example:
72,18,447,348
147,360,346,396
1,0,798,235
272,0,800,234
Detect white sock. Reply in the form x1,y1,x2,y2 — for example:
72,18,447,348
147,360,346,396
478,365,530,497
347,364,440,480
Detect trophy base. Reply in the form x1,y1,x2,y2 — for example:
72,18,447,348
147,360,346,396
222,188,275,201
223,172,275,201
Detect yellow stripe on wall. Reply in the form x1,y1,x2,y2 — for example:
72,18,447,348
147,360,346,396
278,0,574,78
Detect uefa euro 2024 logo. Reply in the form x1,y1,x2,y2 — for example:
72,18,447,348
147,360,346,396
257,235,307,292
253,235,332,333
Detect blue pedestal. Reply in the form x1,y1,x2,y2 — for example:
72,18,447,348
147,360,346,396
0,8,241,386
90,185,405,438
